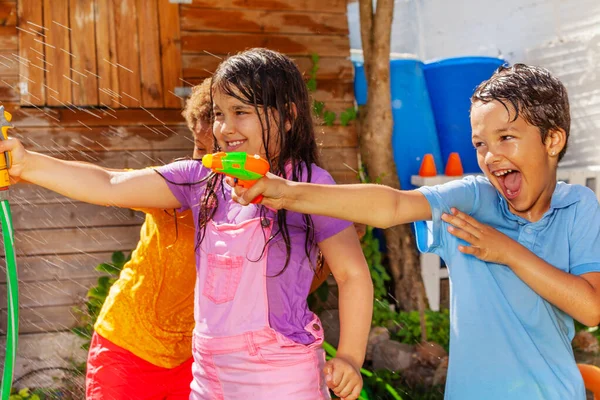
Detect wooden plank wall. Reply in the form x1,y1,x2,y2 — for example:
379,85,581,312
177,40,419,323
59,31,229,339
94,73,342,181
16,0,183,109
0,108,193,334
0,0,358,339
179,0,358,184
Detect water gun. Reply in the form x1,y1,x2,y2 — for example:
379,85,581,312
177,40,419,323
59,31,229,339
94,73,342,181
201,152,269,204
0,105,19,400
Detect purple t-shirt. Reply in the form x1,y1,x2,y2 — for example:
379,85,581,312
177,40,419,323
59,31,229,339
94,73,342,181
157,159,352,344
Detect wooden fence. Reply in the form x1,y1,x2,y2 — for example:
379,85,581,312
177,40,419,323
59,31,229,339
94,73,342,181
0,0,357,352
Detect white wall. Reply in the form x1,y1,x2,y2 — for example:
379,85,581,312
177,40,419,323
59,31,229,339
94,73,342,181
348,0,600,167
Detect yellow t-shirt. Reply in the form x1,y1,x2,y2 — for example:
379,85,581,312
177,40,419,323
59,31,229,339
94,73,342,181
95,208,197,368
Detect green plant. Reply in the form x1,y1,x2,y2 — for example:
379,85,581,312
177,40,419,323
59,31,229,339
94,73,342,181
306,53,319,93
7,386,83,400
372,308,450,352
8,388,41,400
312,100,326,118
72,251,131,351
323,341,403,400
306,53,356,127
324,340,446,400
323,110,337,126
340,107,357,127
361,369,404,400
361,226,391,299
363,369,445,400
575,320,600,339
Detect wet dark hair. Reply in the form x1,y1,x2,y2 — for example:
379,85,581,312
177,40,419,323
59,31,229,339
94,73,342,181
471,63,571,161
199,48,321,275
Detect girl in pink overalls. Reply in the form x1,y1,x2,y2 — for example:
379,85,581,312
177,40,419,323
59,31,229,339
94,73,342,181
155,48,373,399
2,48,373,399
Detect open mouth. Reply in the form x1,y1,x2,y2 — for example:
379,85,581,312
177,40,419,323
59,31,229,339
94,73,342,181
226,139,246,151
493,169,522,200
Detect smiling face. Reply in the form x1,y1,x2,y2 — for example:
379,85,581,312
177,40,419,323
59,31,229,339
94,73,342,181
192,118,213,159
471,100,565,221
212,86,282,160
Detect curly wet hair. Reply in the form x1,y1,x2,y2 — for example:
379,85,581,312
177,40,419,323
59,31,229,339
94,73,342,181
182,77,213,131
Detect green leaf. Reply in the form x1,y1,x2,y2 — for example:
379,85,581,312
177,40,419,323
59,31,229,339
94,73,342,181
88,286,109,299
87,298,104,309
97,276,112,289
306,78,317,93
340,107,357,126
30,395,41,400
323,110,337,126
95,262,120,275
111,251,126,266
313,100,325,117
72,325,92,338
311,53,320,65
18,388,30,397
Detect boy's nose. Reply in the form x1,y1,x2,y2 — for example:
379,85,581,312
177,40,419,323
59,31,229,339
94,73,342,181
484,150,502,165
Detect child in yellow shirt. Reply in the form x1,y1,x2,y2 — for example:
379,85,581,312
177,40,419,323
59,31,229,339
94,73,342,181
86,79,213,400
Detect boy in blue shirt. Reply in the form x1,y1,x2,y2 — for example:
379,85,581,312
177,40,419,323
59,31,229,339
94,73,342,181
233,64,600,399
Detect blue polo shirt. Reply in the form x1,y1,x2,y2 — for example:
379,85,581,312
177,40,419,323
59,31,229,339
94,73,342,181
415,176,600,400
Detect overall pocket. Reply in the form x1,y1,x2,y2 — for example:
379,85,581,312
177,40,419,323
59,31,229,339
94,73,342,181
203,254,244,304
256,340,314,367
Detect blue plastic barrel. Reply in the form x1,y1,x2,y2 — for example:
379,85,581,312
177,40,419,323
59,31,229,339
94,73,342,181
353,59,443,189
423,57,505,173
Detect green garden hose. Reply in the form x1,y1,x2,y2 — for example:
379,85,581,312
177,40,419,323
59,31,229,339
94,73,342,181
0,106,18,400
0,195,18,400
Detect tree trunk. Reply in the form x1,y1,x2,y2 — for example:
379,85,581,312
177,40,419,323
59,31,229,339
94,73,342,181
357,0,428,312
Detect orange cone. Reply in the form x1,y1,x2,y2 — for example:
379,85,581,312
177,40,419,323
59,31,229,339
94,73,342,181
419,154,437,177
578,364,600,399
445,152,464,176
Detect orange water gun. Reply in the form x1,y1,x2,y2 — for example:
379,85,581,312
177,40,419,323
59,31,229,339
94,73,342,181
201,152,270,203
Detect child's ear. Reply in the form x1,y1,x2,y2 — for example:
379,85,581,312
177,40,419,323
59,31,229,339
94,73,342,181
546,128,566,158
284,103,298,132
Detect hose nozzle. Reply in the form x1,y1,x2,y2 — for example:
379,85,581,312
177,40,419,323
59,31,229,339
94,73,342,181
0,106,12,190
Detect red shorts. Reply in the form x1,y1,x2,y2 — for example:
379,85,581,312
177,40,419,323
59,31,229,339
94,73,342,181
86,332,193,400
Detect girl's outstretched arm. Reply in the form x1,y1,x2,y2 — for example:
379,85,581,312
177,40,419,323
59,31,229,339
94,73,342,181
232,173,432,228
319,225,373,400
0,138,181,209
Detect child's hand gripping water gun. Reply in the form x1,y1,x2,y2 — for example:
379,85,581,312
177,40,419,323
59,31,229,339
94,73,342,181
201,152,269,204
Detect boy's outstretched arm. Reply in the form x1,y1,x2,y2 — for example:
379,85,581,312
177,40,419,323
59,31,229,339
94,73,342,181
0,138,181,209
232,173,432,228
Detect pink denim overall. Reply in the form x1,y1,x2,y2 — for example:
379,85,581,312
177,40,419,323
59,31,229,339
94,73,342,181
190,217,331,399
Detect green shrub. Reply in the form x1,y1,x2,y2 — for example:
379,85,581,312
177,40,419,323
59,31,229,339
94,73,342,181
72,251,131,352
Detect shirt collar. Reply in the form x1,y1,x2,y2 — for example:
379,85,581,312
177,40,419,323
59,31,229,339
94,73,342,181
550,181,581,209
